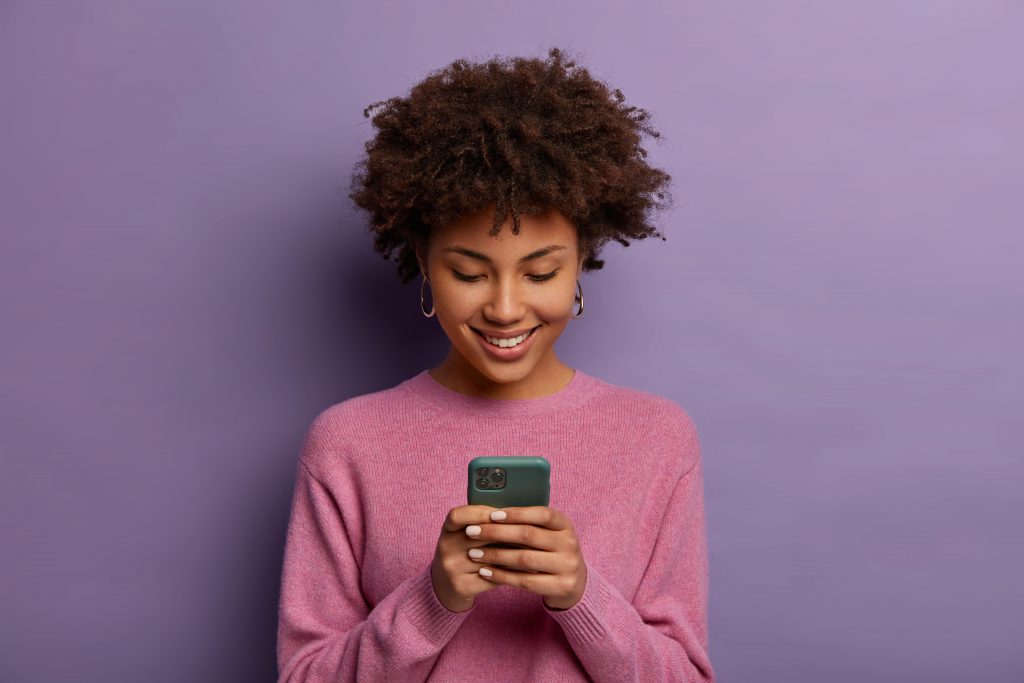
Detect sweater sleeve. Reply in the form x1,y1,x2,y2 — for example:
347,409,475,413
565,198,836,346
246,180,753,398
542,425,715,682
276,457,473,682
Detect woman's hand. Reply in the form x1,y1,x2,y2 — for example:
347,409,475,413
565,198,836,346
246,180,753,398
430,504,506,612
464,505,588,611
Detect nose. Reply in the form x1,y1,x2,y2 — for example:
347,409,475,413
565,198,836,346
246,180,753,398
481,276,528,324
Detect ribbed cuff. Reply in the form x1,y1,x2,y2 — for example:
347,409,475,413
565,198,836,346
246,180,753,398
403,564,475,644
543,565,618,646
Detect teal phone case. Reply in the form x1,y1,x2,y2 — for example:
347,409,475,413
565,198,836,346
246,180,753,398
467,456,550,508
468,456,550,557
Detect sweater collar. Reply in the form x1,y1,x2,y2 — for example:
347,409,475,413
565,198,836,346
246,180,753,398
402,367,600,418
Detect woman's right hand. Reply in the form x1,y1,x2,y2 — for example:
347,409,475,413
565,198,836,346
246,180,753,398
430,504,502,612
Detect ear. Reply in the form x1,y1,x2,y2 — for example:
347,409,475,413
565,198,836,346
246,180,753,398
574,231,587,275
415,241,428,276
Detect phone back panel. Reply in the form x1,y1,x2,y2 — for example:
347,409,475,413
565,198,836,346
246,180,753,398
467,456,550,508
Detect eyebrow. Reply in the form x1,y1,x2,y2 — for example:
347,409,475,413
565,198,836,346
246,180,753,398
442,244,567,264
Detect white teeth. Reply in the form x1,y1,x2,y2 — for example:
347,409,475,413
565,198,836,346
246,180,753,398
483,329,533,348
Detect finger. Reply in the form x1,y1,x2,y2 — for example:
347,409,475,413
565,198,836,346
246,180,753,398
466,522,559,551
443,505,499,533
475,564,562,596
487,506,570,531
466,545,561,574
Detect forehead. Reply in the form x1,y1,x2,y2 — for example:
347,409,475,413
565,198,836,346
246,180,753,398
433,205,577,254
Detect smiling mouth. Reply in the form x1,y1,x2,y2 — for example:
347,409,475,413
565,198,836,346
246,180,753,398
471,325,541,346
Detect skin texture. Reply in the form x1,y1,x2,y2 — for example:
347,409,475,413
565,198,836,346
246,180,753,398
417,204,588,611
415,203,583,400
430,505,588,613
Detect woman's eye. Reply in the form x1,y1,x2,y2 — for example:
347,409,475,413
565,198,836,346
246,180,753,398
451,269,482,282
451,269,559,282
529,270,559,282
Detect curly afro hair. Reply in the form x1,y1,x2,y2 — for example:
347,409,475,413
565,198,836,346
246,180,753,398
348,47,674,285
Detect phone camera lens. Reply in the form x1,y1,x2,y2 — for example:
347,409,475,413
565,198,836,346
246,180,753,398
491,472,504,482
477,468,490,477
476,477,489,489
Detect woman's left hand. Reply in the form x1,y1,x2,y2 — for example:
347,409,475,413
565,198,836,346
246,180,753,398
464,505,587,610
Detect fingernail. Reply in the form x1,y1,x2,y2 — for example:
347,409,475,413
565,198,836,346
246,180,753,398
490,510,507,521
479,567,493,577
468,548,484,559
465,525,481,537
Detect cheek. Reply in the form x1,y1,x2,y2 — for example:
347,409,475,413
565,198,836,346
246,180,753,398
541,281,579,316
430,281,474,315
430,289,477,340
535,292,575,320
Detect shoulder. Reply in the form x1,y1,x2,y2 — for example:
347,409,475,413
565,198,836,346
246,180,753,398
297,378,413,472
589,373,701,471
590,373,697,431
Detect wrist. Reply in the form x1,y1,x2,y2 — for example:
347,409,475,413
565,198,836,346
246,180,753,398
544,592,581,610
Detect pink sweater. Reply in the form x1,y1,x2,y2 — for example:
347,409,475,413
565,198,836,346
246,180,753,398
276,368,715,682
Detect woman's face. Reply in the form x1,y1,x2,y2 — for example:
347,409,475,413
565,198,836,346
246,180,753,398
416,204,585,397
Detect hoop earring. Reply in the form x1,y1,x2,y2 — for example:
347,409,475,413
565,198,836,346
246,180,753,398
571,279,584,319
420,274,435,317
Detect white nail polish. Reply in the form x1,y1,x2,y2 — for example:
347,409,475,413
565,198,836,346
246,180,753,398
465,525,481,537
490,510,507,521
468,548,484,559
479,567,493,577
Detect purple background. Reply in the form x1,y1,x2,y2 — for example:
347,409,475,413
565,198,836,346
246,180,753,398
2,2,1021,681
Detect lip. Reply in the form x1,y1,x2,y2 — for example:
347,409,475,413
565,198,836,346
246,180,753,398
471,325,540,339
472,325,540,361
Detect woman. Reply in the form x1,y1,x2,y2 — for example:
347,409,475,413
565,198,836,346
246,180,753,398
276,48,715,682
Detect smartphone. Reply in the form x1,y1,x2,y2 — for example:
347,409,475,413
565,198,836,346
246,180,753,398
468,456,550,555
